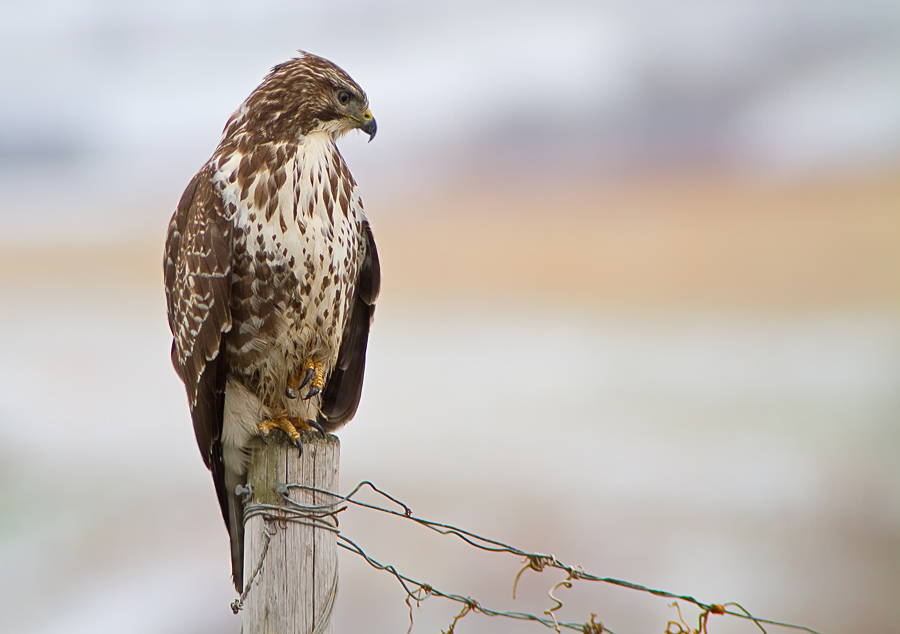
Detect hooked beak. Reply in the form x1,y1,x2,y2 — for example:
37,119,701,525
360,108,377,142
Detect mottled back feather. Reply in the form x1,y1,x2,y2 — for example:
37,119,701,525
164,165,234,468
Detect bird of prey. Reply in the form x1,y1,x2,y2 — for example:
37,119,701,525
164,52,380,591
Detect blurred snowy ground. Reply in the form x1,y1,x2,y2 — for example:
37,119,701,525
0,2,898,633
0,231,897,633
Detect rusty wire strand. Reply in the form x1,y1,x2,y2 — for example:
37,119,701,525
666,601,756,634
236,480,825,634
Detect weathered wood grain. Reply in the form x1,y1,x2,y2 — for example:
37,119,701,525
243,430,340,634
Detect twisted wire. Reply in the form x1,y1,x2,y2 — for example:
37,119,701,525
231,480,824,634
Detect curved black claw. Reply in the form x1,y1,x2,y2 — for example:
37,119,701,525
302,386,321,400
295,437,304,457
298,368,315,391
285,386,298,399
306,419,327,438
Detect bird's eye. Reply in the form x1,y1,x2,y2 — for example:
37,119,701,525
337,90,351,105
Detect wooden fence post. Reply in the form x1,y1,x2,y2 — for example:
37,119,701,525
242,429,340,634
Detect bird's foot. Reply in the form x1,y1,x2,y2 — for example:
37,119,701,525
285,359,325,400
258,413,327,457
258,413,303,454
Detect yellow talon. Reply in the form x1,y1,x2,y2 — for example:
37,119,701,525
258,413,324,455
305,359,325,391
286,359,325,400
258,412,301,446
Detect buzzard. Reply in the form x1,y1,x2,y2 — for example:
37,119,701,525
164,52,380,591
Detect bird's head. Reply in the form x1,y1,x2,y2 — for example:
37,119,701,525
231,52,376,144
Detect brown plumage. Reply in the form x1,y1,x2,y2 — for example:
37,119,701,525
164,52,380,591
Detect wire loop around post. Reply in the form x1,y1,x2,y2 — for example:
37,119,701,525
232,482,345,616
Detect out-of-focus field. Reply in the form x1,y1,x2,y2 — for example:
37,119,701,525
0,174,897,634
376,173,900,310
1,3,898,633
6,173,896,309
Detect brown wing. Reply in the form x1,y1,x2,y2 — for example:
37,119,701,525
319,221,380,430
164,163,233,525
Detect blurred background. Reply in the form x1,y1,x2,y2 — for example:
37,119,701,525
0,1,898,632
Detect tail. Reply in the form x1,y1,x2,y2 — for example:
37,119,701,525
220,376,264,593
224,469,246,592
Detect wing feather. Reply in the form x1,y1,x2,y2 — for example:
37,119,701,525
164,164,233,532
319,221,379,429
